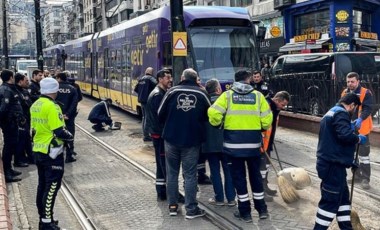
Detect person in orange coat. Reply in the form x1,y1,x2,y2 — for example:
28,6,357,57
341,72,373,190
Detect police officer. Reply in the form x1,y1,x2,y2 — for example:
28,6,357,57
134,67,157,141
341,72,373,190
31,77,73,230
68,77,83,102
29,69,44,102
55,72,78,163
0,69,24,182
208,69,273,222
250,70,272,98
314,93,367,230
14,73,34,166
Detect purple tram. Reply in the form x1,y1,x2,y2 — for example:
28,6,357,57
55,6,260,115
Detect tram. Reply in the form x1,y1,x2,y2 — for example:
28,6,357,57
43,44,64,70
45,6,261,115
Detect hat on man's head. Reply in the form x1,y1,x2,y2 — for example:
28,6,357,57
40,77,59,94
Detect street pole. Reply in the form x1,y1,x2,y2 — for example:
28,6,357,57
170,0,186,85
2,0,9,69
34,0,43,70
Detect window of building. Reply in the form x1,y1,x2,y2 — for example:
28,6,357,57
294,10,330,36
230,0,251,7
353,9,371,33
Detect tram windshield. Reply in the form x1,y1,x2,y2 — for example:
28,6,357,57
189,27,258,81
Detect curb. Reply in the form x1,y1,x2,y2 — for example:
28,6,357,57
0,163,12,230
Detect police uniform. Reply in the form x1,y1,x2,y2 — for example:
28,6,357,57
56,81,78,161
314,105,360,229
251,80,272,98
31,79,73,229
15,84,33,165
0,82,25,181
29,79,41,102
208,82,273,219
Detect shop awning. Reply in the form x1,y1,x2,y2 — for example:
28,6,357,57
279,38,331,52
353,38,380,47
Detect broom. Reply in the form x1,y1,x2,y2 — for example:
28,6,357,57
263,151,299,203
350,145,365,230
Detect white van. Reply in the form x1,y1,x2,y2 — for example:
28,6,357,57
16,59,38,76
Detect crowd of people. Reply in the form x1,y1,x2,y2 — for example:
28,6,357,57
136,66,373,227
0,64,374,228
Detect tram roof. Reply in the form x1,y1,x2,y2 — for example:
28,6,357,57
43,44,64,52
98,6,250,38
65,33,95,47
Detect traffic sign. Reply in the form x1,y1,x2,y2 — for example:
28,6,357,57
173,32,187,56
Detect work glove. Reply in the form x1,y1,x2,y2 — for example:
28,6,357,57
358,134,367,145
350,122,355,132
354,118,363,130
351,160,360,170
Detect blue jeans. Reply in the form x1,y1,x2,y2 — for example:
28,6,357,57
208,152,236,202
165,141,200,213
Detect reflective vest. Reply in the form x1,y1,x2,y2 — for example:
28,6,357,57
208,89,273,157
341,87,373,135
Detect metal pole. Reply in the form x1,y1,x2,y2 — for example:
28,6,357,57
34,0,43,70
2,0,9,69
170,0,186,85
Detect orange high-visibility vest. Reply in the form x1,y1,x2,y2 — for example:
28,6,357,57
341,87,373,135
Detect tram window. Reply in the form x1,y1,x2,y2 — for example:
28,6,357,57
163,42,172,66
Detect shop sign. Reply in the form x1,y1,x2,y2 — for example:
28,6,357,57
294,33,321,42
359,31,378,40
336,10,349,23
270,26,281,38
306,39,316,45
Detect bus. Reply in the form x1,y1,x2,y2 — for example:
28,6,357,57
47,6,261,115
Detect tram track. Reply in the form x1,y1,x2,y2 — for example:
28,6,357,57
73,124,242,230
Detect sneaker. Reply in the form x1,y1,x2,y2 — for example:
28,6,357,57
185,208,206,219
264,193,274,202
361,179,370,190
227,200,237,207
233,211,252,223
198,175,212,185
169,204,178,216
208,197,224,206
259,211,269,219
178,194,185,203
65,157,77,163
10,169,22,176
39,221,60,230
264,184,277,196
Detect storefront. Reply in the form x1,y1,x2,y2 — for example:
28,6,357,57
252,12,285,66
279,0,380,53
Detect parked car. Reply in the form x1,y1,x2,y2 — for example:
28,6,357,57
269,52,380,116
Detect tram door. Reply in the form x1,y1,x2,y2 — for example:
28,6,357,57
122,43,133,111
104,48,112,99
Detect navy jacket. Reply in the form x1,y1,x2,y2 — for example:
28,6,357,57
88,101,112,123
316,105,359,167
202,93,223,153
56,81,78,119
134,74,157,104
145,85,166,136
29,80,40,103
158,80,211,148
0,83,24,128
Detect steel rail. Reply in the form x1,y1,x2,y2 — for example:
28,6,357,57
76,124,243,230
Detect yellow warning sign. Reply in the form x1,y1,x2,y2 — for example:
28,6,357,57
173,32,187,56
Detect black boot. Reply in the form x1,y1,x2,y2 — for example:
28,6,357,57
39,222,60,230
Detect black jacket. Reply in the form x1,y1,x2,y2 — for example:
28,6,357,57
202,93,223,153
145,85,166,136
316,104,359,167
251,80,272,98
0,83,24,128
56,81,79,119
158,80,211,148
88,101,112,123
29,80,40,103
15,85,32,124
134,74,157,104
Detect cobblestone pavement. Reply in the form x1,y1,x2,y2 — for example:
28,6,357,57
8,97,380,229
